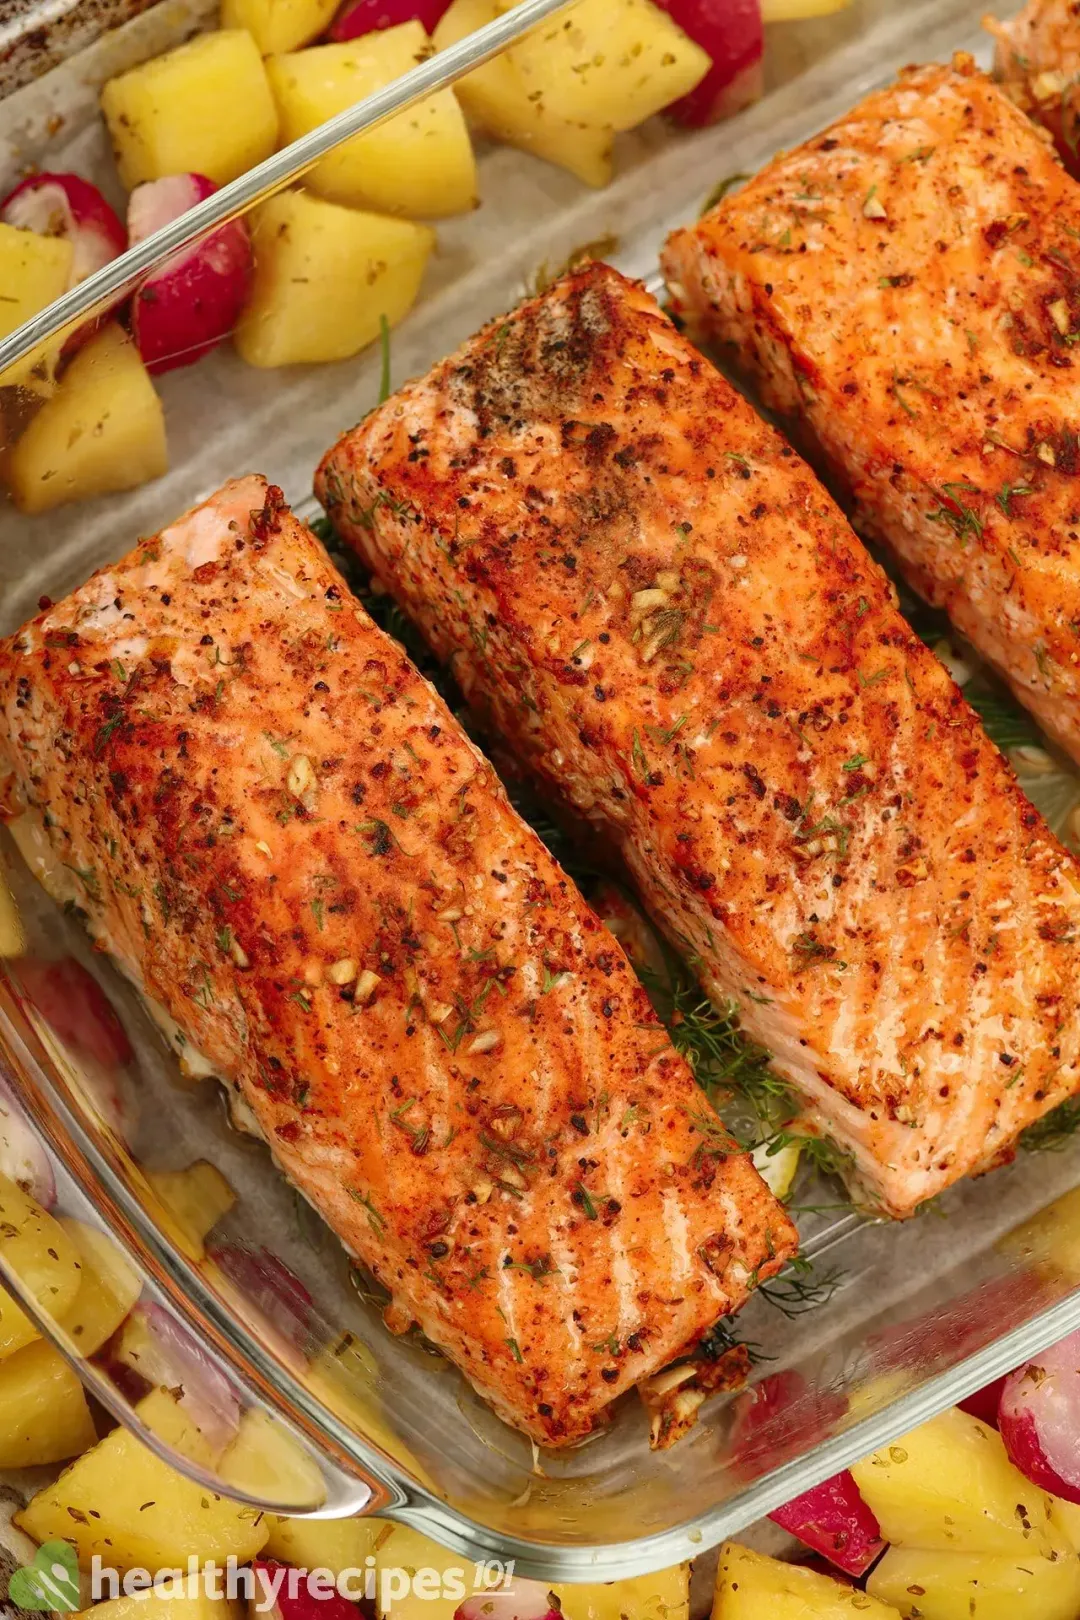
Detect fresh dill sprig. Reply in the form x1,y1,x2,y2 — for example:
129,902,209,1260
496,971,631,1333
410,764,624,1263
757,1257,843,1319
1021,1096,1080,1152
697,1317,768,1365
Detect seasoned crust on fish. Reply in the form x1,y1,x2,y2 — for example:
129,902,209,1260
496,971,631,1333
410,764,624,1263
0,475,794,1447
317,262,1080,1219
663,55,1080,767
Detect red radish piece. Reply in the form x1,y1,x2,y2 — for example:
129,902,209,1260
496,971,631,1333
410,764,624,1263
251,1561,364,1620
958,1374,1008,1428
455,1585,560,1620
209,1243,315,1354
768,1469,886,1577
119,1302,241,1455
127,174,252,375
1000,1330,1080,1503
0,1079,55,1209
329,0,449,40
18,957,133,1070
1,173,125,287
654,0,764,126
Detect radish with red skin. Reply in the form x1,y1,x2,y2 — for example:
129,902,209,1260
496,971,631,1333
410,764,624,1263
958,1373,1008,1428
250,1561,363,1620
768,1468,886,1578
329,0,449,39
127,174,252,375
0,174,124,287
209,1243,315,1353
654,0,763,126
110,1302,242,1456
18,957,133,1070
999,1330,1080,1503
455,1585,560,1620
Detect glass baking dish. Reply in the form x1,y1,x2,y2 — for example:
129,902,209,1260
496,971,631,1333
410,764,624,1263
3,0,1080,1583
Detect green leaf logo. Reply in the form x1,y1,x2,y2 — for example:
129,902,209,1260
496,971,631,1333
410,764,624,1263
9,1540,81,1613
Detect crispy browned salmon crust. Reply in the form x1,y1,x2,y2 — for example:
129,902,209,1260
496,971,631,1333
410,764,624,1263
0,475,795,1446
987,0,1080,172
316,263,1080,1219
663,55,1080,765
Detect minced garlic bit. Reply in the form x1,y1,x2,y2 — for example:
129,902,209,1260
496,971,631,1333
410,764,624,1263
863,190,888,220
436,905,463,923
468,1029,501,1054
231,939,250,969
1033,68,1067,101
427,1000,454,1025
472,1176,494,1204
1049,299,1071,336
1036,441,1057,467
631,587,670,618
287,753,316,798
328,958,357,986
354,969,381,1004
255,839,273,858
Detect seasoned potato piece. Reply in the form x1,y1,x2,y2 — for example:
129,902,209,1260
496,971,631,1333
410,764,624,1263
851,1407,1065,1557
6,323,166,516
867,1544,1080,1620
217,1408,326,1508
0,223,73,394
554,1566,689,1620
145,1160,236,1260
0,1173,82,1358
266,26,477,217
71,1576,241,1620
57,1217,141,1356
713,1543,900,1618
235,190,434,367
505,0,709,131
433,0,613,186
221,0,338,54
263,1513,383,1574
101,30,278,188
16,1386,269,1571
0,1339,96,1468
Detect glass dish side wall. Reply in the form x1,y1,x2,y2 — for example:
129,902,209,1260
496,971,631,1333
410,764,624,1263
4,0,1080,1584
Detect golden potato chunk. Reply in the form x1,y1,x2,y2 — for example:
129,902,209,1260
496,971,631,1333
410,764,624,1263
221,0,338,54
266,25,477,217
0,1339,96,1468
101,30,278,188
235,189,434,367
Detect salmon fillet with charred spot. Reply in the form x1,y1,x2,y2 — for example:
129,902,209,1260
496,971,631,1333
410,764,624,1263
0,475,795,1447
987,0,1080,172
316,262,1080,1219
663,55,1080,766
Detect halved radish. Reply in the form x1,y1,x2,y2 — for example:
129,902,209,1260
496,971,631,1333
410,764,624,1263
655,0,764,126
958,1373,1008,1428
109,1302,242,1457
250,1561,360,1620
328,0,449,40
127,173,252,375
0,174,125,288
209,1243,315,1354
18,957,133,1070
455,1586,560,1620
1000,1330,1080,1503
768,1469,886,1577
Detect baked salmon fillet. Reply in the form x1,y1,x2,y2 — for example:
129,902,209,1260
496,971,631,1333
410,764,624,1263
316,262,1080,1219
987,0,1080,172
663,55,1080,765
0,474,795,1447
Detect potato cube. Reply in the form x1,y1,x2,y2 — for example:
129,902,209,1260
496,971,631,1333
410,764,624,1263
16,1386,269,1572
851,1406,1065,1558
57,1217,141,1357
263,1513,383,1575
72,1575,240,1620
145,1160,236,1260
0,1172,82,1358
217,1408,326,1508
7,322,167,515
867,1545,1080,1620
101,30,278,188
235,189,434,367
0,223,73,394
221,0,339,54
0,1339,96,1468
433,0,613,187
372,1525,475,1620
553,1565,689,1620
505,0,710,133
266,26,477,217
713,1543,901,1618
